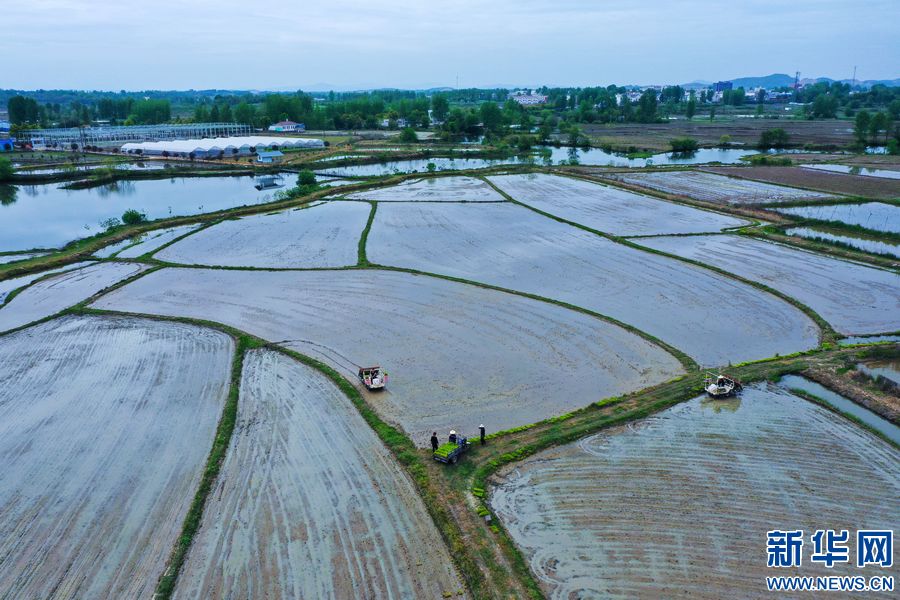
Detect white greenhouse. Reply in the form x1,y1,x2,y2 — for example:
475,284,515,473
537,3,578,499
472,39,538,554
120,136,324,158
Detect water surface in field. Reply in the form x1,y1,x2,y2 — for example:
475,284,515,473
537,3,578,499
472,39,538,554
776,202,900,234
317,147,763,176
490,384,899,599
0,176,284,251
856,360,900,386
780,374,900,444
784,227,900,258
801,164,900,180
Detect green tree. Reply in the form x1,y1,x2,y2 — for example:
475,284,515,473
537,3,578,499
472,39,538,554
810,93,838,118
7,95,40,124
685,98,696,120
758,128,789,149
670,137,698,152
129,99,171,124
869,112,888,145
121,208,147,225
297,170,317,186
636,90,658,123
431,95,449,122
0,156,13,181
479,102,503,133
398,127,418,143
234,102,256,125
854,110,871,144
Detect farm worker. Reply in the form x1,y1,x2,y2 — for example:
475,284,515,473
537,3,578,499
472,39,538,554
479,424,485,445
449,430,457,444
431,432,439,452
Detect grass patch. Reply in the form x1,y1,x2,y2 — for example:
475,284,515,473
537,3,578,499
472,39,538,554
154,334,260,598
358,201,377,266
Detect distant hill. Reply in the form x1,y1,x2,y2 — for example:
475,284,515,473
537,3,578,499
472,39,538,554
729,73,796,89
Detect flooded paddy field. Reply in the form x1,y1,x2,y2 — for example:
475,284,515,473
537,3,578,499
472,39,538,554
155,202,369,268
780,374,900,444
0,261,96,304
598,170,836,205
775,201,900,234
0,261,148,332
317,156,523,177
541,146,759,167
488,173,748,235
0,251,50,265
703,166,900,200
637,235,900,335
366,202,819,366
115,224,203,258
490,385,900,599
785,226,900,258
0,175,288,252
174,349,464,599
344,176,504,202
92,268,684,444
0,315,233,599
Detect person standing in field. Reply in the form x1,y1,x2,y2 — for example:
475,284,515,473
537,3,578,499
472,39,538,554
431,431,439,452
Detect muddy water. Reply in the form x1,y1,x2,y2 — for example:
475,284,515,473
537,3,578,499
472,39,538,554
602,170,835,204
780,374,900,444
174,349,464,599
344,176,505,202
155,202,370,267
0,315,233,599
366,202,819,366
637,235,900,335
0,261,149,332
490,384,900,599
488,173,748,235
776,202,900,234
92,268,683,445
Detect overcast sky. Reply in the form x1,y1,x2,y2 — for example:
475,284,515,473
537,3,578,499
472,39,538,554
4,0,897,90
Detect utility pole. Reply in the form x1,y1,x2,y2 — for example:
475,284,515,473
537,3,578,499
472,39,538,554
852,66,857,89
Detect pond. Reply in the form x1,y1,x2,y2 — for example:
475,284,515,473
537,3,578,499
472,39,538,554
0,175,288,252
785,226,900,258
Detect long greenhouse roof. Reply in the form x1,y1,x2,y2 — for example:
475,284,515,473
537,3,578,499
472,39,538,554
120,136,324,153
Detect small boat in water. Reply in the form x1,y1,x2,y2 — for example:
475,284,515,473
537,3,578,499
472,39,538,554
704,373,743,398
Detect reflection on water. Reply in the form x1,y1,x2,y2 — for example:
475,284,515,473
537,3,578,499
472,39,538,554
1,175,284,252
700,395,742,413
0,185,17,206
318,146,766,176
785,227,900,258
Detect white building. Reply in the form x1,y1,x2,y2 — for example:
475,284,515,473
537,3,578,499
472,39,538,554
267,120,305,132
510,93,548,106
